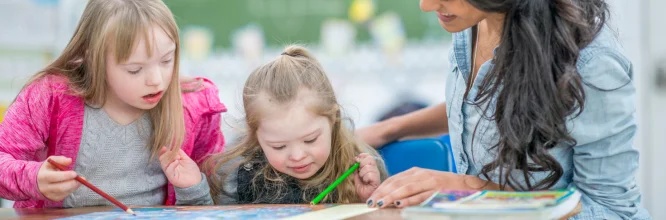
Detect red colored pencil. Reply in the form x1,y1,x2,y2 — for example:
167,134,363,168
47,158,135,215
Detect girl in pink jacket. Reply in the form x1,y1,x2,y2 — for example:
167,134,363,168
0,0,225,208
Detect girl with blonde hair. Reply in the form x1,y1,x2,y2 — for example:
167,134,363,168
0,0,225,208
180,45,388,204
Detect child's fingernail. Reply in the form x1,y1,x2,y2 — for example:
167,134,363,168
366,199,373,206
395,201,401,206
377,200,384,207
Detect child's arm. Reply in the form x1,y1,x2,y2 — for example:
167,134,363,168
213,171,239,205
0,79,77,201
212,157,243,205
158,148,213,205
171,112,224,206
173,173,214,206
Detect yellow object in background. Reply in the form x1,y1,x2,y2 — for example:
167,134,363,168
348,0,375,24
368,12,406,55
182,26,214,62
0,103,6,123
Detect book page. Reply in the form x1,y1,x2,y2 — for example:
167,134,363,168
435,189,575,209
284,204,377,220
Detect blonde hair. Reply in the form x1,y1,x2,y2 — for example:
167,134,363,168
206,45,387,204
21,0,185,156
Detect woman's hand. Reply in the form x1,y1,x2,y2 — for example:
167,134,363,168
366,167,494,208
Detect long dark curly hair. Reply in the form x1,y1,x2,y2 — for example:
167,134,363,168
468,0,609,190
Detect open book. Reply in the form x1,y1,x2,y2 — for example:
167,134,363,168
402,187,581,220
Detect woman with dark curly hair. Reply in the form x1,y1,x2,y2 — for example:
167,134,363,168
358,0,651,219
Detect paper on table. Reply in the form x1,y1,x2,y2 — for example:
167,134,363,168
284,204,377,220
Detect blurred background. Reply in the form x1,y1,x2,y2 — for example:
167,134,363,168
0,0,663,218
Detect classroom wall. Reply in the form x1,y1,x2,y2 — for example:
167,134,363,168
162,0,450,48
607,0,666,218
643,0,666,218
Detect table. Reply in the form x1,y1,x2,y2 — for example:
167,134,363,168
0,203,580,220
0,205,403,220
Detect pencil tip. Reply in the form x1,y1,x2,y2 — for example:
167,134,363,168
127,208,135,215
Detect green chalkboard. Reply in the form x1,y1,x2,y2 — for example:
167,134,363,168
163,0,450,49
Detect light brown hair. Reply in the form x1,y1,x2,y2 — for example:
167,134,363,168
206,45,387,204
20,0,185,156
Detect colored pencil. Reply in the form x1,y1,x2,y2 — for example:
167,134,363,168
47,158,135,215
311,162,360,205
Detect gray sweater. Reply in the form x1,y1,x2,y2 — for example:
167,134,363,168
63,105,212,207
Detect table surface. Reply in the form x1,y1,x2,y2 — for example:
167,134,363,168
0,202,581,220
0,205,403,220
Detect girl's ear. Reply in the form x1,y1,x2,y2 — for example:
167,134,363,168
330,104,341,125
330,104,340,117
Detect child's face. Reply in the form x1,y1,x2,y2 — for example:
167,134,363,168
105,25,176,112
256,93,333,179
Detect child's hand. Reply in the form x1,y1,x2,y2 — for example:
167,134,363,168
37,156,82,201
353,153,381,201
159,147,202,188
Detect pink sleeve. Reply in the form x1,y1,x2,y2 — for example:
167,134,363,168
186,78,226,165
191,112,225,165
181,77,226,166
0,80,53,201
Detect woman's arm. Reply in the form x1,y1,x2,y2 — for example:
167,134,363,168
567,51,650,220
357,102,449,148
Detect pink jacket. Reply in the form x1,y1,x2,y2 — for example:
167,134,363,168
0,75,226,208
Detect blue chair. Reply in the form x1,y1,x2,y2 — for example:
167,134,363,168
378,135,456,176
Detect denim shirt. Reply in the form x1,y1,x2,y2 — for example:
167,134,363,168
445,26,651,220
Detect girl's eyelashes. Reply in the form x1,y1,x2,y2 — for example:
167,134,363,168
128,68,142,74
305,136,318,144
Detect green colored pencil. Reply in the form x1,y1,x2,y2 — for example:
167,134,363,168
310,162,360,205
